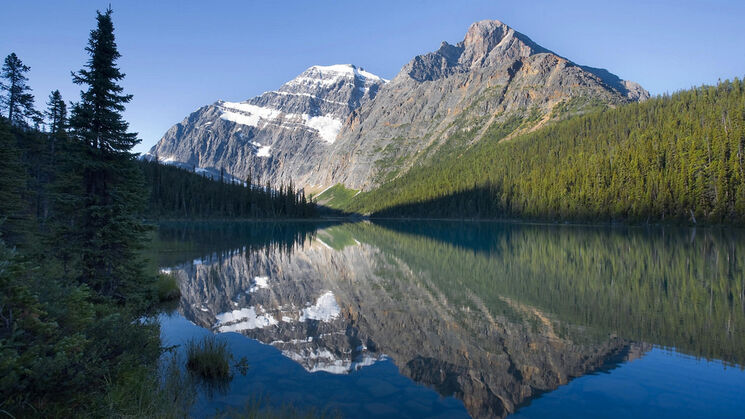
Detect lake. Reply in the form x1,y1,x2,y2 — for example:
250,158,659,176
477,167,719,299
154,220,745,418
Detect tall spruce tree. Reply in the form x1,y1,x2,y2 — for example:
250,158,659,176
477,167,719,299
0,53,38,126
45,90,67,139
35,90,68,222
45,89,67,174
67,8,147,299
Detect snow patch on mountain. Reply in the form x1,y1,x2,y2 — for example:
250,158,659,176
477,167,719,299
271,90,348,105
299,291,340,322
288,64,388,90
310,64,388,83
219,101,343,143
249,276,270,292
251,141,271,157
305,115,343,143
219,102,282,126
215,306,278,332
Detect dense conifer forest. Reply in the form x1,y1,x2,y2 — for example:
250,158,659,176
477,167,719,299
2,3,744,417
141,159,316,219
0,8,314,417
348,80,745,224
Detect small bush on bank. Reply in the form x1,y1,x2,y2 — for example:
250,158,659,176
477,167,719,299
186,335,232,381
103,353,196,418
156,272,181,301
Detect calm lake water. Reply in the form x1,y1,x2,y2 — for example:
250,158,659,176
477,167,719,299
155,220,745,418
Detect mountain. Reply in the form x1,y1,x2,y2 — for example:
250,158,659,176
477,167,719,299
309,20,648,190
149,19,648,193
345,79,745,224
147,64,387,186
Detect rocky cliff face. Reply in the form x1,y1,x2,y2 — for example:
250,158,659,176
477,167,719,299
309,20,649,190
150,20,648,192
167,226,637,418
147,64,386,186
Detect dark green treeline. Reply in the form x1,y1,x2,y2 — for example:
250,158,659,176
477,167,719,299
351,79,745,223
141,159,316,219
0,7,315,416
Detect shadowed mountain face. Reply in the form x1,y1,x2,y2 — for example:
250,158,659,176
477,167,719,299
159,222,714,418
149,20,648,193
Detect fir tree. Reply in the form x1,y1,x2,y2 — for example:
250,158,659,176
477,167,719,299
0,53,39,126
34,90,68,221
44,89,67,171
66,8,147,298
45,90,67,140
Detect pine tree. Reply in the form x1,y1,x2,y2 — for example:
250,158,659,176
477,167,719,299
45,90,67,140
0,53,39,126
45,89,67,171
66,7,147,298
35,90,68,222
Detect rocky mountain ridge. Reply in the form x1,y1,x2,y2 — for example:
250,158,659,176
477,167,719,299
147,64,386,185
149,19,649,192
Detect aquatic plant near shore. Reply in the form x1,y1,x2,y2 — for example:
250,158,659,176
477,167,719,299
186,335,232,381
156,272,181,301
103,353,196,418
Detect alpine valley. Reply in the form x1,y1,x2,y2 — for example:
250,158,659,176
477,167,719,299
148,16,745,224
148,19,649,197
7,4,745,419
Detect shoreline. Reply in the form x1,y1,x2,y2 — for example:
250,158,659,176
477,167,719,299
147,215,744,230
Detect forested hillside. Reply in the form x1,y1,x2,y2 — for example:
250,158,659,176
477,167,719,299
0,8,313,416
141,160,316,219
348,79,745,224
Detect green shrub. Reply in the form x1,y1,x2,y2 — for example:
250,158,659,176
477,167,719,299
156,272,181,301
102,354,195,418
186,335,232,381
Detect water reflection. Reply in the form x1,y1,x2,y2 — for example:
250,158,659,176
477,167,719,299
157,221,745,418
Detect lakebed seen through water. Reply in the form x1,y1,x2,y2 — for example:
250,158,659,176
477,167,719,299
155,220,745,418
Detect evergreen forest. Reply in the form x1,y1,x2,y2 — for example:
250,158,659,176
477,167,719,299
141,159,316,219
348,80,745,224
0,8,314,417
2,4,745,417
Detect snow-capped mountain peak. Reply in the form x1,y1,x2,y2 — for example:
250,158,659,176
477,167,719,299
148,64,387,185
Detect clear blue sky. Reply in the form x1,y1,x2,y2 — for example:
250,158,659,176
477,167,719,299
2,0,744,154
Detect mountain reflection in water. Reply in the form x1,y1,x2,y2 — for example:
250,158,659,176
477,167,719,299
156,221,745,418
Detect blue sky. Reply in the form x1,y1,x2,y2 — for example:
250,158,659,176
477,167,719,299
1,0,744,153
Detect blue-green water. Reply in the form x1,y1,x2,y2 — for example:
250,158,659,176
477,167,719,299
155,220,745,418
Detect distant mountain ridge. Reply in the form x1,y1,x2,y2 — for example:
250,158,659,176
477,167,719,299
149,19,648,192
147,64,386,185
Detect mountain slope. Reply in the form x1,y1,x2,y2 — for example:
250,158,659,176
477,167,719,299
345,79,745,224
308,19,649,190
147,64,386,186
150,19,647,193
